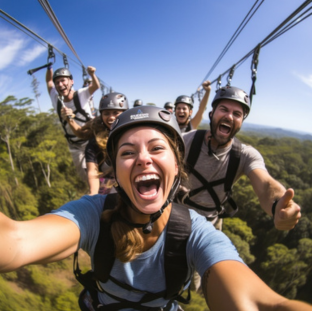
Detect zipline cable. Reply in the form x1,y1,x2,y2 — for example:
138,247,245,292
200,0,265,87
37,0,84,66
0,9,81,68
0,9,112,92
194,0,312,97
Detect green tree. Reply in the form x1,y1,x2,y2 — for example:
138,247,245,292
223,217,256,264
260,243,308,298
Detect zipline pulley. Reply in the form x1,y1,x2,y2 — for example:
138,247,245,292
249,44,261,107
82,66,88,82
63,54,69,68
47,44,55,64
226,65,236,86
216,75,222,91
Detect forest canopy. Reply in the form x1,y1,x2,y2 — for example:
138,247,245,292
0,96,311,310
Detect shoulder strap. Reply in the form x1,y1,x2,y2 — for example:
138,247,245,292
224,137,241,192
185,122,192,133
164,203,192,299
93,193,119,282
94,198,192,299
73,91,91,122
57,98,65,124
186,130,206,169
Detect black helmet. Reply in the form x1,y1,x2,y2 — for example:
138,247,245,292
134,99,143,107
99,92,129,112
164,102,174,109
211,86,250,118
174,95,193,109
53,68,73,82
107,106,184,161
106,106,184,234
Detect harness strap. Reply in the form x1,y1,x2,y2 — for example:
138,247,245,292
94,194,118,283
56,91,91,144
185,130,242,218
187,165,223,213
186,130,206,169
74,194,192,310
165,203,192,299
73,91,92,121
224,138,241,192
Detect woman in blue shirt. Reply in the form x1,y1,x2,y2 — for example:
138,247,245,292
0,106,311,311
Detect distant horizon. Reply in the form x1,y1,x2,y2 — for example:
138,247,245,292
200,119,312,137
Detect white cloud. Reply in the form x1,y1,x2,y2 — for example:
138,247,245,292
0,36,24,70
18,45,47,66
0,74,14,99
293,72,312,88
0,28,46,70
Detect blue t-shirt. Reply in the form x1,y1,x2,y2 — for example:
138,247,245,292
50,195,243,311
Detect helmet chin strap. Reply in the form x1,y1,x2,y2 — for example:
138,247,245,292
114,177,181,234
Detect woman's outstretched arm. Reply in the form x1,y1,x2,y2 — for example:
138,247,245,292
202,260,312,311
0,212,80,272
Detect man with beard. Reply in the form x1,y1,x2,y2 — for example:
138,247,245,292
174,80,211,133
46,65,100,182
181,85,301,292
182,85,301,229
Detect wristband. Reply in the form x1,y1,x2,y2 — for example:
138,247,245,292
272,200,279,218
47,64,52,70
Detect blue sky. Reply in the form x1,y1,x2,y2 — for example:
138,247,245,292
1,0,312,134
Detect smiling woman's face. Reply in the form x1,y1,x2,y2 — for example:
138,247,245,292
115,126,178,216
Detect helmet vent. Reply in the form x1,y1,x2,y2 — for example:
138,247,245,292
159,110,171,122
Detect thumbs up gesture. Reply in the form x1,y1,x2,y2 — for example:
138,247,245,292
274,188,301,230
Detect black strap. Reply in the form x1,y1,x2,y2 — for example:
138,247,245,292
75,194,192,310
94,193,119,283
165,203,192,299
185,131,242,217
56,91,91,144
186,130,206,169
224,138,241,192
73,91,92,122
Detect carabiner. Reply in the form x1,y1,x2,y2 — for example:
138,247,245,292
82,65,88,81
47,44,55,64
216,75,222,91
227,65,236,86
63,54,69,68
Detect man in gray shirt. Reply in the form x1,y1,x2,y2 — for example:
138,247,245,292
182,85,301,230
182,85,302,292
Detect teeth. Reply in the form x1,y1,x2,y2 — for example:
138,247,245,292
135,174,159,182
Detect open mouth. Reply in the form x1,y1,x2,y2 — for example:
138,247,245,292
219,123,232,135
135,174,160,199
59,88,67,94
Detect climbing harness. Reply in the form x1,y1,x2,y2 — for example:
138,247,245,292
56,91,92,144
74,193,192,311
183,130,241,219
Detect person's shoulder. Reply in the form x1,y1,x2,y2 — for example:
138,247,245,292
77,86,91,97
49,86,58,98
241,143,263,157
182,129,201,144
86,137,97,147
189,209,214,231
